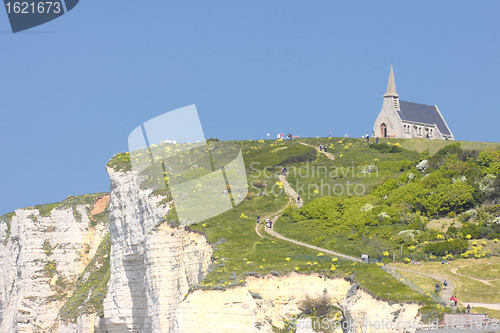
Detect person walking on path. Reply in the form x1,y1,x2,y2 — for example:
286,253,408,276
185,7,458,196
435,283,440,293
443,280,448,290
319,144,322,152
368,255,371,263
265,217,270,228
324,146,328,153
467,304,471,313
297,196,301,204
257,215,260,224
376,137,379,144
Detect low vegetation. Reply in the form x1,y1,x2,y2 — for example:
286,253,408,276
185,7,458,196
276,141,500,265
59,233,111,322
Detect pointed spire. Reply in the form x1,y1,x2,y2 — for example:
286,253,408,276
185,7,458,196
384,64,399,97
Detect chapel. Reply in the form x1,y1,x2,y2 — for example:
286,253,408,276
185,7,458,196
373,65,454,140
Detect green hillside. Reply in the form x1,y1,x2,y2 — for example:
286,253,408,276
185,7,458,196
11,136,498,324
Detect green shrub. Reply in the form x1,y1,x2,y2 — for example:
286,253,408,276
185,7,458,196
43,240,52,257
298,294,332,317
369,143,404,154
423,239,468,256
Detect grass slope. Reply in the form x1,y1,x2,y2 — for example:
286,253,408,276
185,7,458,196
21,136,499,320
389,257,500,304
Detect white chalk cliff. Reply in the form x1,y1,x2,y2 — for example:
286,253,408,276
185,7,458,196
0,198,108,332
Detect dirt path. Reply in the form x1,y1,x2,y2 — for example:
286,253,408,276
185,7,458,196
263,174,361,262
388,266,500,310
254,196,292,239
388,266,456,305
450,266,495,286
465,302,500,311
278,174,303,208
298,141,336,161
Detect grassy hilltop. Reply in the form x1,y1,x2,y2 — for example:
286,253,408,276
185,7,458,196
107,137,500,321
105,137,500,309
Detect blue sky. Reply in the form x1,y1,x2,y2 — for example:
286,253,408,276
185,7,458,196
1,1,499,215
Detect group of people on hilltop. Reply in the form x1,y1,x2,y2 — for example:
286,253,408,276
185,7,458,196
277,133,294,140
319,144,328,153
362,132,379,144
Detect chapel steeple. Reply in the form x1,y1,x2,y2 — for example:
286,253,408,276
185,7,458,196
384,64,399,109
384,64,398,98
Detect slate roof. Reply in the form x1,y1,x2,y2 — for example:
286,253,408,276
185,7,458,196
397,101,451,136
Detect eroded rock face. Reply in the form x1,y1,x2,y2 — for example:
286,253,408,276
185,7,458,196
103,168,212,333
172,273,422,333
173,273,352,333
0,204,108,333
341,288,421,333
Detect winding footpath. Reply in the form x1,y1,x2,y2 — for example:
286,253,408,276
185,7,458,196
262,143,360,261
450,266,497,286
265,174,362,262
298,141,336,161
387,266,456,305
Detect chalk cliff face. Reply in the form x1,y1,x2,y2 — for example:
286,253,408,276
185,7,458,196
341,287,421,333
172,273,352,333
172,273,421,333
102,167,213,333
0,199,108,333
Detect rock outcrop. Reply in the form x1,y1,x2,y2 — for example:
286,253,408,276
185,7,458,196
341,287,421,333
172,272,421,333
173,273,352,333
0,198,108,333
102,167,213,332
